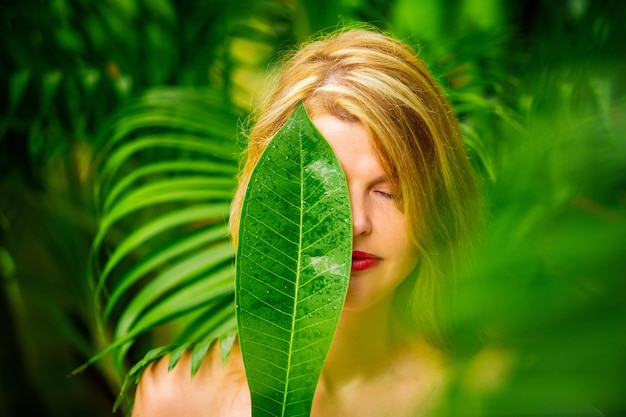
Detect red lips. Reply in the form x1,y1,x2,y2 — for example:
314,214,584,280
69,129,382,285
351,250,380,272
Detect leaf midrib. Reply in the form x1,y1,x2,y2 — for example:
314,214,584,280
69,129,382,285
282,131,305,417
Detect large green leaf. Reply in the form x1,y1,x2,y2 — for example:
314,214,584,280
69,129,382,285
236,103,353,417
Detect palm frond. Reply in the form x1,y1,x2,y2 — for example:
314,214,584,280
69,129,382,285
83,87,243,392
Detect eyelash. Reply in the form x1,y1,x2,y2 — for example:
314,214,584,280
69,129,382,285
375,190,394,200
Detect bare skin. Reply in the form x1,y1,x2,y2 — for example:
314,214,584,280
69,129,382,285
132,116,448,416
132,323,446,417
132,342,251,417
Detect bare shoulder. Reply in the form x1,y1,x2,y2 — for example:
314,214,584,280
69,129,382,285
132,341,250,417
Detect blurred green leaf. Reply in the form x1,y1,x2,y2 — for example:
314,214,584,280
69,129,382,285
54,24,85,53
8,70,31,114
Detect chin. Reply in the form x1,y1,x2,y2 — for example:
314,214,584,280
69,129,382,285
342,288,390,313
341,294,371,312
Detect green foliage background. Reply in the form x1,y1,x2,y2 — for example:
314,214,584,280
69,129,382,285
1,0,624,416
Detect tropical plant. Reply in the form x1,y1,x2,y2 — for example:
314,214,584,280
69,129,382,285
76,86,243,411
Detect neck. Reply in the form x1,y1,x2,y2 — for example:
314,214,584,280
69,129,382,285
321,296,396,388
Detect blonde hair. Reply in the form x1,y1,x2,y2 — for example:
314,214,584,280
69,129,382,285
229,27,483,348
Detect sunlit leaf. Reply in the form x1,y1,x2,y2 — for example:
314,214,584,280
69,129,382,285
113,242,234,338
236,103,352,417
103,160,236,212
104,224,230,319
93,203,231,299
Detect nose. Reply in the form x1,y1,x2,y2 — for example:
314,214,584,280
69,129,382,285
350,194,371,237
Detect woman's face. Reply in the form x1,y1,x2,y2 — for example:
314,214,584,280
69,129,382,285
312,114,419,311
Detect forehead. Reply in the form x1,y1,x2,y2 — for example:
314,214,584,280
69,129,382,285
311,114,387,181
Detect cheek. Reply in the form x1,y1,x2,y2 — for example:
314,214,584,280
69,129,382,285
382,213,418,272
382,209,411,246
400,246,420,276
395,236,418,267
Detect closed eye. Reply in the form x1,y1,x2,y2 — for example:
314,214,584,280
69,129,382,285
375,190,394,200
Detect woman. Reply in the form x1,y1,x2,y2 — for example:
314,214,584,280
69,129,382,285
132,27,483,416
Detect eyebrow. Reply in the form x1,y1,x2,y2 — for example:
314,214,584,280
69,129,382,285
371,175,389,185
370,174,401,192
